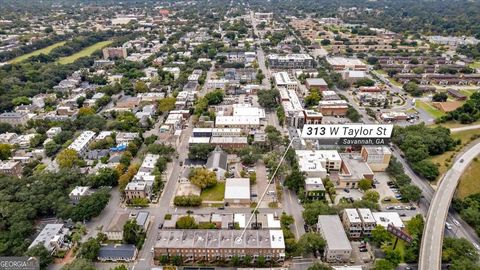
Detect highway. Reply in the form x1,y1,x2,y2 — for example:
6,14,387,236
418,142,480,270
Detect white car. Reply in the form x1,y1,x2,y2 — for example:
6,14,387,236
452,219,460,227
473,243,480,251
445,222,453,230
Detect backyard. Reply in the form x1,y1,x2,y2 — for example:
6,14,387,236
57,40,112,64
8,41,66,63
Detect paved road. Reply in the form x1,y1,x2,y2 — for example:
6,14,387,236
419,142,480,270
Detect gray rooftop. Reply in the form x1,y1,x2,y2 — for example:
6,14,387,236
317,215,352,251
155,229,285,249
98,244,137,259
206,146,228,171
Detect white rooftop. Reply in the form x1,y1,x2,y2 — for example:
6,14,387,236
224,178,250,200
372,212,404,228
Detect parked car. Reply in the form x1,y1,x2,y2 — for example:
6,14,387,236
359,248,368,252
383,197,392,202
394,205,403,210
218,206,225,210
400,213,407,217
452,219,460,227
344,188,350,193
445,222,453,230
386,206,395,210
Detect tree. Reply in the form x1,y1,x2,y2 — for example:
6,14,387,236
355,78,375,87
249,172,257,185
61,259,96,270
173,195,202,206
204,90,224,105
308,262,333,270
78,238,100,261
320,39,331,46
373,259,395,270
44,141,60,157
384,248,402,266
400,184,422,202
158,97,176,113
90,168,119,188
134,81,148,93
110,265,128,270
257,89,280,110
362,190,380,203
176,215,198,229
358,178,373,191
371,225,392,246
304,90,322,107
442,237,478,263
189,168,217,189
56,149,80,169
302,201,336,225
284,169,306,193
296,233,326,256
12,96,31,106
25,244,53,269
171,255,182,266
123,219,145,247
256,255,266,267
412,160,439,180
432,92,448,102
403,81,422,96
188,144,214,160
0,144,12,160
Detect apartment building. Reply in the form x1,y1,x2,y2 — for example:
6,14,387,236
0,160,22,177
358,208,376,237
303,110,323,125
326,57,367,71
360,146,392,172
317,215,352,263
215,115,260,130
67,130,96,157
124,181,152,201
304,177,326,200
280,89,304,128
103,47,128,59
267,54,315,69
342,209,363,239
28,224,70,255
69,186,90,205
305,78,328,91
296,150,342,179
274,72,298,91
154,229,285,263
0,112,29,126
318,100,349,116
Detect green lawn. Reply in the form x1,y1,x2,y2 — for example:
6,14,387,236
57,40,112,64
8,41,67,63
200,182,225,201
415,100,445,118
469,61,480,69
456,156,480,199
459,89,476,97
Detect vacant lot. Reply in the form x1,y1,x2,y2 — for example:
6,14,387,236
415,100,445,118
57,40,112,64
8,41,67,63
456,156,480,199
200,182,225,201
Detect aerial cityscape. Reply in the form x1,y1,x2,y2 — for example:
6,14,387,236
0,0,480,270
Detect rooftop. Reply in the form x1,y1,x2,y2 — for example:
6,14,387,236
317,215,352,251
224,178,250,200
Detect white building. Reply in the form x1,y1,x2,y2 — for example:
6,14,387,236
28,224,70,254
206,79,229,90
224,178,251,205
46,127,62,139
68,131,96,157
215,115,260,129
296,150,342,178
69,186,90,204
372,212,404,229
274,72,298,91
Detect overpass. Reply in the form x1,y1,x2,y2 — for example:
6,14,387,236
418,142,480,270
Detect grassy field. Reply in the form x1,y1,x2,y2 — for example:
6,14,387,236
57,40,112,64
8,41,67,63
200,182,225,201
456,156,480,198
469,61,480,69
429,128,480,180
459,89,476,97
415,100,445,118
